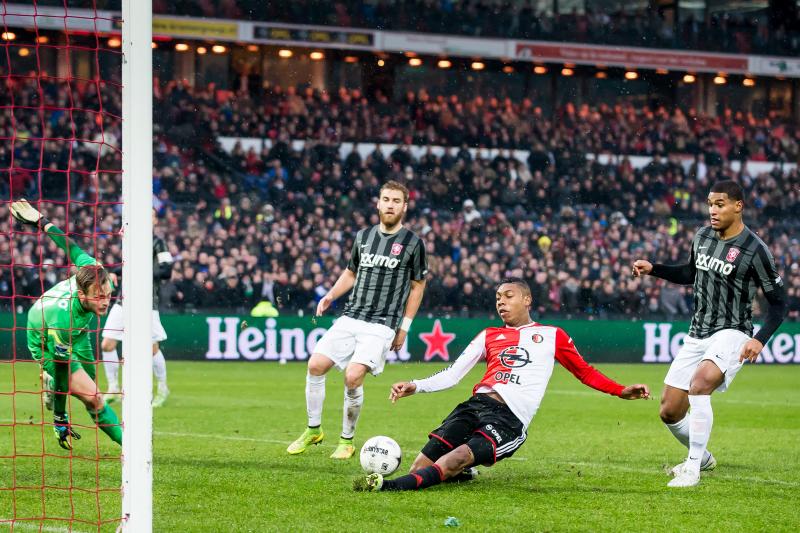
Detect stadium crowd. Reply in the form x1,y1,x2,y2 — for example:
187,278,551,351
181,84,800,163
2,77,800,321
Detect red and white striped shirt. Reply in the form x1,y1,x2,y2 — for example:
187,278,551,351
412,322,625,429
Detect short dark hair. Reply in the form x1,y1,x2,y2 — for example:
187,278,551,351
497,277,531,297
380,180,409,203
75,265,110,294
710,180,744,203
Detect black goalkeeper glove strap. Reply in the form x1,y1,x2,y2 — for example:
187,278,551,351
37,217,51,231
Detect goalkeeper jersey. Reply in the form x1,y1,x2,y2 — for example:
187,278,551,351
27,248,99,363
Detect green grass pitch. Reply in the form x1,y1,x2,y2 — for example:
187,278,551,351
2,361,799,532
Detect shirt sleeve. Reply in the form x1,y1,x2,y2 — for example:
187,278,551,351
554,328,624,397
412,330,486,393
409,239,428,281
650,232,697,285
751,242,787,344
751,242,784,294
153,237,174,280
346,231,361,273
45,225,97,267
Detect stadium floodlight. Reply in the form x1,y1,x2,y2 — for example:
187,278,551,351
683,73,696,83
121,0,154,530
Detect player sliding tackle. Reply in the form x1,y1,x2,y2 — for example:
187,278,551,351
354,278,649,492
11,200,122,450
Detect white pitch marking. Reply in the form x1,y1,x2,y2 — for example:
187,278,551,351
0,519,92,533
546,389,799,407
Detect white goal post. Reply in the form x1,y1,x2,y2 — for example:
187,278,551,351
121,0,154,531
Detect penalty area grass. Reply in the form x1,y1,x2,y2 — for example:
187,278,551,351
2,361,799,531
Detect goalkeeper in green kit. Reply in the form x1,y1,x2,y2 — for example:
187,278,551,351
11,200,122,450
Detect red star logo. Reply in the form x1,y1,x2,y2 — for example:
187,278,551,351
419,319,456,362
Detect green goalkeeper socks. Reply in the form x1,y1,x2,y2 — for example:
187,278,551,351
89,404,122,445
53,361,70,415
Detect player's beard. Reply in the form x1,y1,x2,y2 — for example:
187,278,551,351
379,209,404,230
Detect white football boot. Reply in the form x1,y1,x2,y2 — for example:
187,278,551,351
667,463,701,488
669,453,716,477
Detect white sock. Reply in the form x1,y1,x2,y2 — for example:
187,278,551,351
687,395,714,472
153,350,168,387
306,373,326,427
665,414,712,464
341,386,364,440
102,350,120,390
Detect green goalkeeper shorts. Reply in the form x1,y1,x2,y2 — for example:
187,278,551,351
41,357,97,381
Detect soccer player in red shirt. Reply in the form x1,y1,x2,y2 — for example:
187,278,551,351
353,277,650,492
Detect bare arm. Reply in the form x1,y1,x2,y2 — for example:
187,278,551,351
391,279,426,351
403,279,426,320
315,268,357,316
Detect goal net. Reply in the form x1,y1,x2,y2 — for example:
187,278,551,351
1,1,152,530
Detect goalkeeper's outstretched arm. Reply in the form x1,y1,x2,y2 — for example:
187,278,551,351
10,199,96,267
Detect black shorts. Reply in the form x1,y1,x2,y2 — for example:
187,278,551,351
421,394,526,467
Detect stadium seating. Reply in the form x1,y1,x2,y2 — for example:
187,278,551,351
2,78,800,320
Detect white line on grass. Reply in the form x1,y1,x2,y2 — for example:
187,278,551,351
0,520,90,533
7,423,798,488
154,430,288,446
558,460,800,488
547,389,799,407
153,431,799,488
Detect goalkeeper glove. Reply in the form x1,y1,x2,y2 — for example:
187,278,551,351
53,413,81,450
10,199,49,230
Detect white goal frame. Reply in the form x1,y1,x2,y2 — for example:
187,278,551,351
120,0,153,531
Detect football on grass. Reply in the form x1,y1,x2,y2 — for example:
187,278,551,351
359,436,402,475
